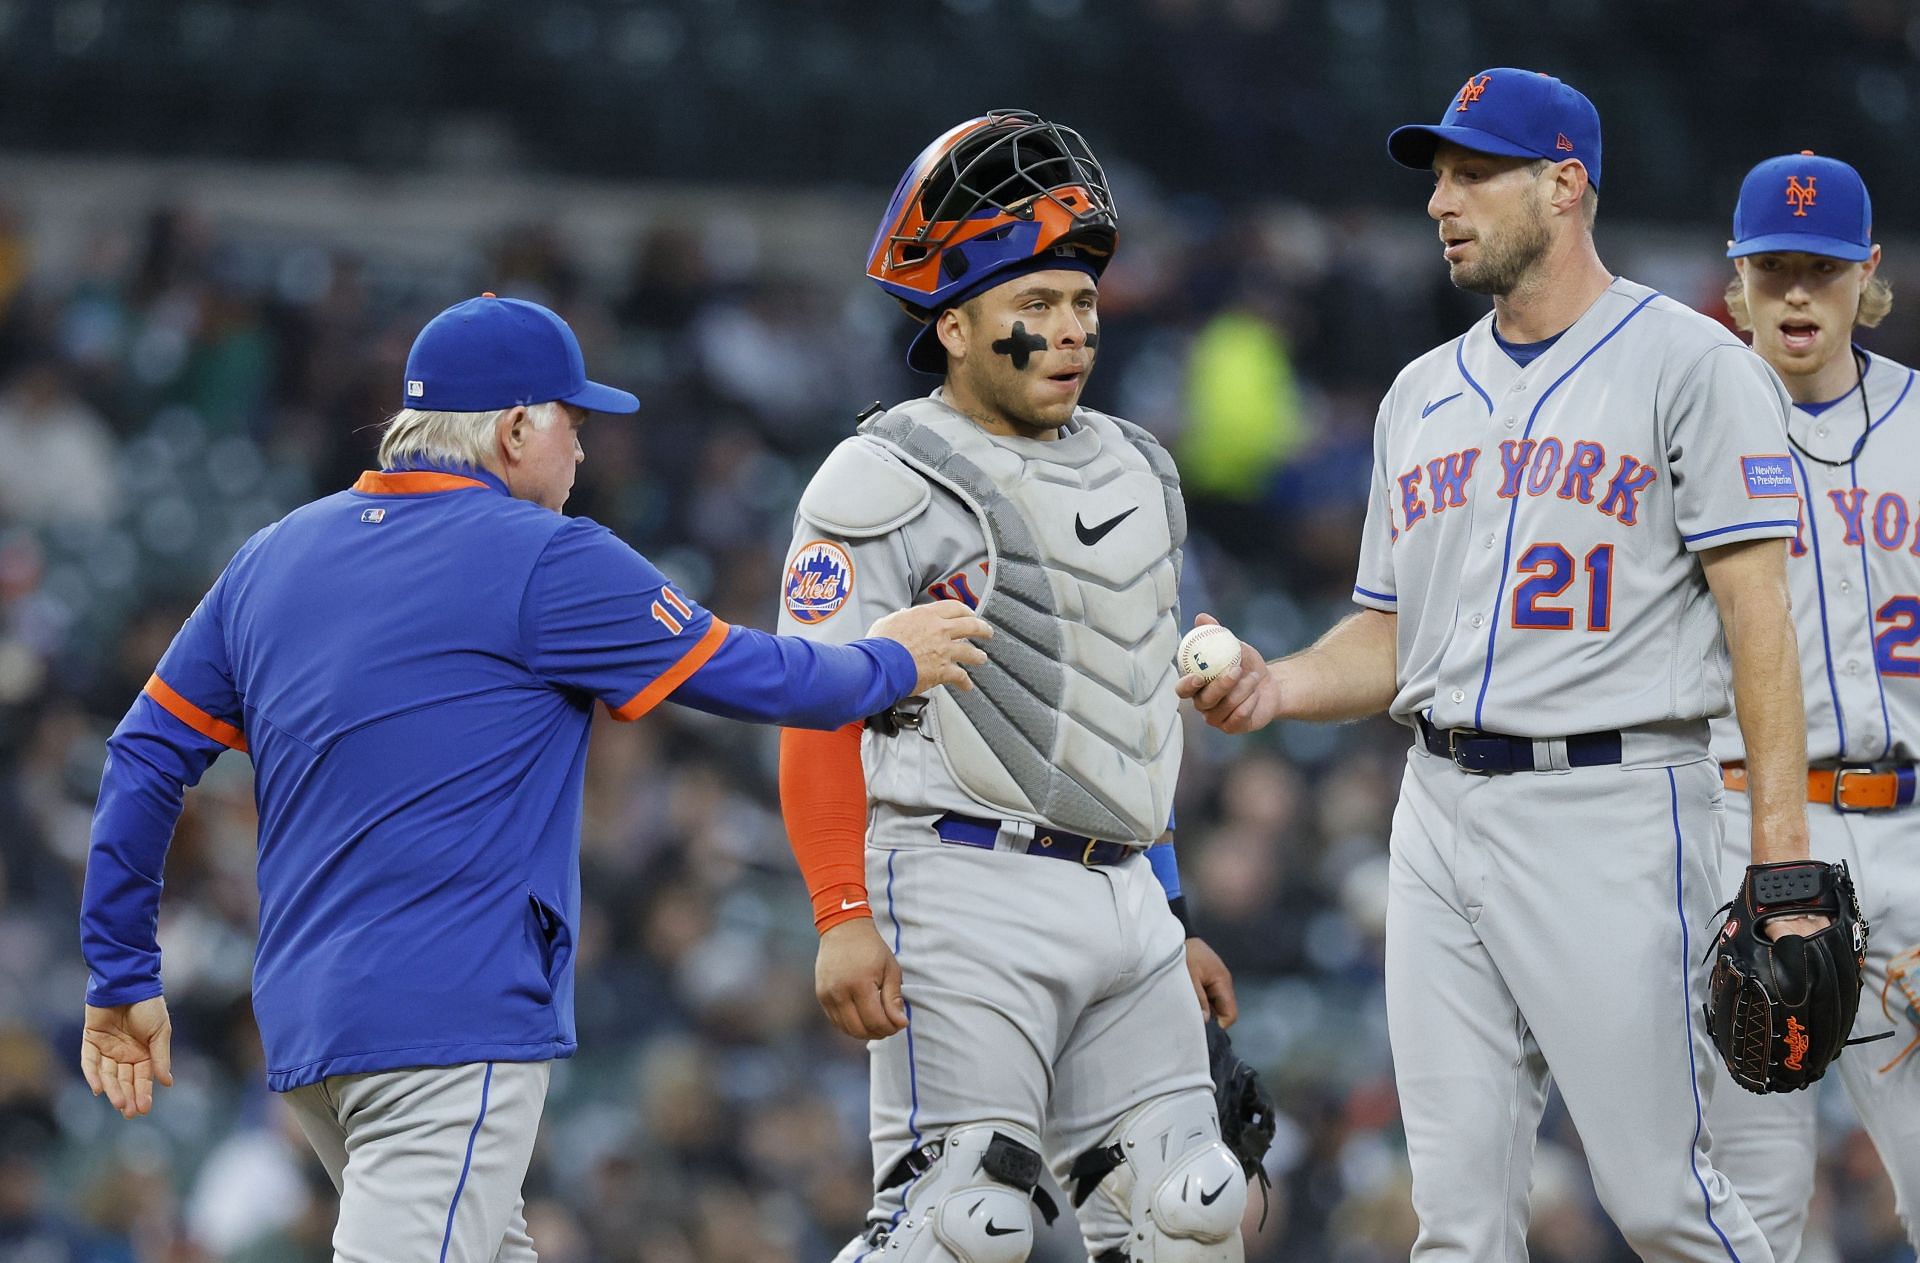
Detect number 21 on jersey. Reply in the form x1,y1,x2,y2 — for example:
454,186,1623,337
1512,543,1614,631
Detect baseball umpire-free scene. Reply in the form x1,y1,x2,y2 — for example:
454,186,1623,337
2,3,1918,1262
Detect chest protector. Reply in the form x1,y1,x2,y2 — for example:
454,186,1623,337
862,397,1186,845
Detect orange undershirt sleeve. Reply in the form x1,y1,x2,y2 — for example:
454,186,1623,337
779,721,871,934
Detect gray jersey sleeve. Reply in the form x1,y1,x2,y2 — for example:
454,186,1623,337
1354,387,1400,612
776,525,919,646
1665,344,1799,552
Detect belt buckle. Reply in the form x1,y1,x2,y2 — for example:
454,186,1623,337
1081,838,1100,867
1448,727,1495,775
1832,764,1880,813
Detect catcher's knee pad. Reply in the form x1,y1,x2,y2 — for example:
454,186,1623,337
1071,1093,1246,1262
870,1123,1051,1262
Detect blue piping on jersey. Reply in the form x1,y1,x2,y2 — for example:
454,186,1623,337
1680,520,1800,544
1474,291,1660,729
1354,584,1398,604
1667,769,1745,1263
864,849,922,1258
1848,363,1913,760
439,1061,495,1263
1788,448,1849,757
1456,336,1494,414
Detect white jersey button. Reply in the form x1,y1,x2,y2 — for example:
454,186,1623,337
1472,613,1485,628
1840,579,1852,593
1845,660,1861,675
1817,426,1829,438
1504,417,1516,429
1485,533,1496,548
1451,689,1466,703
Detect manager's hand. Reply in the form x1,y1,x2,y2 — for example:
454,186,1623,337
870,599,993,695
81,996,174,1119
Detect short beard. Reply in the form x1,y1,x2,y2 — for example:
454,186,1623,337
1451,195,1551,297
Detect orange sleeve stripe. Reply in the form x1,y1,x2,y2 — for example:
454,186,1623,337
608,618,731,721
143,674,249,753
779,723,871,933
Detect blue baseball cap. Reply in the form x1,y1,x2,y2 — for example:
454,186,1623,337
1728,152,1873,261
1388,68,1602,190
402,294,640,414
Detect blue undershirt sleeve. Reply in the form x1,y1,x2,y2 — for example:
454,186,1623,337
1146,838,1182,900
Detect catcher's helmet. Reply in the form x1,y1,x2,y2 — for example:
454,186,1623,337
867,110,1117,372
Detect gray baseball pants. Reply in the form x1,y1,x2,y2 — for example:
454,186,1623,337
1386,746,1772,1262
283,1059,550,1263
860,823,1215,1258
1707,790,1920,1261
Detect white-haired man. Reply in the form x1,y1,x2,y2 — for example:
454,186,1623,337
78,294,989,1262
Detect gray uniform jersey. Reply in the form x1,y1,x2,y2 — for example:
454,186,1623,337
778,391,1180,837
1355,278,1796,749
1711,349,1920,765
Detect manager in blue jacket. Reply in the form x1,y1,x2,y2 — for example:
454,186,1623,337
77,294,989,1263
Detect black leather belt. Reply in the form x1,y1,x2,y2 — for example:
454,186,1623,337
1417,715,1623,775
934,812,1135,866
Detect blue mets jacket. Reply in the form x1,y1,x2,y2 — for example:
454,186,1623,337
80,461,914,1090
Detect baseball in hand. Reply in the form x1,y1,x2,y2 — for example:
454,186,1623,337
1177,623,1241,682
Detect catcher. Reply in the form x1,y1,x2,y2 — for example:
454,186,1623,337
775,110,1271,1261
1703,151,1917,1260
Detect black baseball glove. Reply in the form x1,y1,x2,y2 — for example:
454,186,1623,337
1704,860,1871,1094
1206,1020,1276,1218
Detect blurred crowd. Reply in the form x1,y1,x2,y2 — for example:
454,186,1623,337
0,178,1914,1263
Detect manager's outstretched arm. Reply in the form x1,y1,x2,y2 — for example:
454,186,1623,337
672,601,989,730
1180,609,1399,733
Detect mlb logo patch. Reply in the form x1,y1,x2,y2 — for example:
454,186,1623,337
406,380,425,398
360,507,386,523
1741,455,1797,498
784,540,854,624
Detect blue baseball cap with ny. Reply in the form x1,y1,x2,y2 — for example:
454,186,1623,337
1388,68,1603,190
402,294,640,414
1728,152,1873,262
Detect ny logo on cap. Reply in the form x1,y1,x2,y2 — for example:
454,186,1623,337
1785,176,1817,217
1455,75,1491,113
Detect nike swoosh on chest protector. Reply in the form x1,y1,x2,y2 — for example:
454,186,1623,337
1075,505,1138,545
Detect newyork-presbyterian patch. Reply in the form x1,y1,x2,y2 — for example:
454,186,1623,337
1741,455,1797,498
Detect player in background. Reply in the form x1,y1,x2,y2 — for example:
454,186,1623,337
77,294,989,1263
777,111,1248,1261
1183,68,1821,1260
1704,151,1920,1260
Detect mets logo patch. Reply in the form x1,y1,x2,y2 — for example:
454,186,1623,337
1741,454,1797,498
784,540,854,624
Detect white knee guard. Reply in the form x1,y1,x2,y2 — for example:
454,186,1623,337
1073,1094,1246,1263
867,1123,1053,1262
